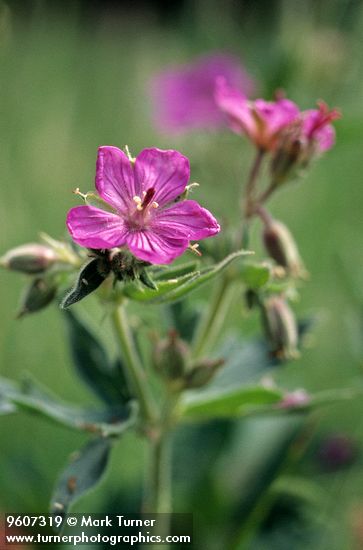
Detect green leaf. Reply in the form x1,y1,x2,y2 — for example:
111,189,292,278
150,260,200,281
50,437,111,519
305,387,363,409
122,251,251,304
0,376,135,437
154,251,253,304
167,301,199,341
180,385,284,419
64,310,132,406
271,475,328,506
139,269,158,290
209,337,275,391
0,397,16,415
239,261,270,289
122,271,198,302
61,259,108,309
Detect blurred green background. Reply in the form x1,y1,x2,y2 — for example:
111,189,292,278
1,1,363,548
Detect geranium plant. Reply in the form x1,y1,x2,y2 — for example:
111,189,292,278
1,61,354,544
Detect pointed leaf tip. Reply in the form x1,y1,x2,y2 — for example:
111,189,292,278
50,437,111,521
61,259,108,309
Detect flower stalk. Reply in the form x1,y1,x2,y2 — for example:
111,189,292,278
192,275,235,360
111,302,158,426
244,148,265,219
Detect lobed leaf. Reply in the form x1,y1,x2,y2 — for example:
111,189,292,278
50,437,111,520
0,376,135,437
180,385,284,419
64,310,132,406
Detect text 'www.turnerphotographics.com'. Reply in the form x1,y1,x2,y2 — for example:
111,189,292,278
4,514,193,546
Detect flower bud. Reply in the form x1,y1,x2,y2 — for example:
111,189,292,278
184,358,224,389
261,295,299,360
152,330,189,386
17,277,57,318
0,244,57,274
270,125,304,186
262,219,307,278
278,389,310,409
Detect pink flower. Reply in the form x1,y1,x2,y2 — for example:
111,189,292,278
151,53,255,133
215,79,299,151
301,101,340,152
66,147,220,265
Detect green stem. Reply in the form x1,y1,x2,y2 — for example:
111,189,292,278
243,148,265,218
111,303,157,424
255,181,277,206
142,392,179,550
237,148,265,249
192,276,235,360
144,431,172,514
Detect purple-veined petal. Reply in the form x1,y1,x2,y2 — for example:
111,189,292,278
151,53,255,133
135,148,190,206
314,125,335,151
67,205,128,249
95,146,138,212
255,98,299,136
215,78,254,137
302,109,336,152
153,200,220,240
126,228,188,265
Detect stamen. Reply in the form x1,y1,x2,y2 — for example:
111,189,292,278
151,201,159,209
124,145,136,163
133,195,143,211
73,188,87,200
188,243,202,257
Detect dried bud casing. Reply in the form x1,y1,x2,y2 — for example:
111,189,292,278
270,120,305,186
17,277,57,318
185,358,224,389
0,244,57,274
263,219,307,278
261,295,299,360
152,330,189,384
270,138,303,186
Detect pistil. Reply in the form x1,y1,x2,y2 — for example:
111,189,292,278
133,188,159,212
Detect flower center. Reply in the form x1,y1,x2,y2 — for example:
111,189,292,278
133,187,159,212
128,187,159,231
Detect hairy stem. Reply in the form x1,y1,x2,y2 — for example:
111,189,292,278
111,303,158,424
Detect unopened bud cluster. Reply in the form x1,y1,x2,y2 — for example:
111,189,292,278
153,330,223,391
1,238,80,317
